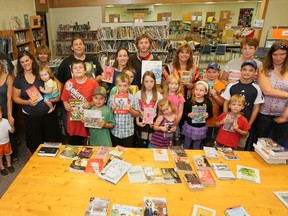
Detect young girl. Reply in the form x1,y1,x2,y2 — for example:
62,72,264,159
149,99,177,148
61,59,98,145
39,66,59,113
163,74,185,144
182,81,213,149
135,71,163,147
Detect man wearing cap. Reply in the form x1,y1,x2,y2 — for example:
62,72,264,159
221,59,264,150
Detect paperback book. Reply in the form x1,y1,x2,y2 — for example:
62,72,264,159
84,197,110,216
127,165,147,184
193,155,211,170
143,166,165,184
253,143,288,164
114,94,129,114
69,99,84,121
203,146,219,159
143,107,154,124
143,197,168,216
192,105,207,123
169,146,188,158
129,85,137,95
37,147,59,157
26,85,43,102
173,156,193,173
197,170,216,186
98,158,131,184
101,65,114,83
78,146,94,158
69,156,88,173
273,191,288,208
211,163,236,180
218,147,240,160
191,204,216,216
42,142,62,148
180,70,192,84
110,203,143,216
153,149,169,162
95,146,110,160
183,173,204,191
164,122,174,138
223,113,236,132
161,168,182,184
236,165,261,184
109,145,127,157
257,138,288,156
224,205,250,216
141,60,162,84
60,145,80,159
84,109,102,128
84,158,104,174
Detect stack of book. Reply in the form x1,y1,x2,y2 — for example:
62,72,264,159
253,138,288,164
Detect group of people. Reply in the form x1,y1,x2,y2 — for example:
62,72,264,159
0,32,288,175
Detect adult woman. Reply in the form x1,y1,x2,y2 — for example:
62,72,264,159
35,45,51,67
221,37,262,85
256,39,288,146
12,51,60,155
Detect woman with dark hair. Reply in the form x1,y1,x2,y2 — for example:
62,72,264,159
256,39,288,146
12,51,60,156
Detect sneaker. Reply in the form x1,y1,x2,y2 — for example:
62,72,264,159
7,166,15,173
1,168,8,176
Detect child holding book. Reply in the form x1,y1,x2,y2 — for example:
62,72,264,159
61,59,98,145
107,73,141,147
135,71,163,147
215,95,250,150
163,74,185,145
203,62,225,146
83,86,115,146
0,105,15,175
182,81,213,149
149,99,177,148
39,66,59,113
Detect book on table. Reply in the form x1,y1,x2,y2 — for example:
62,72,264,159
69,156,88,173
172,156,193,173
224,205,250,216
236,165,261,184
60,145,80,159
114,94,129,114
203,146,219,159
183,173,204,191
197,170,216,186
143,197,168,216
110,203,143,216
143,166,165,184
169,146,188,158
26,85,43,102
211,163,236,180
84,109,102,128
109,145,127,157
191,204,216,216
192,105,207,124
69,99,84,121
193,155,211,170
127,165,147,184
161,168,182,184
84,197,110,216
84,158,105,174
253,143,288,164
95,146,110,160
153,149,169,162
37,147,59,157
218,147,240,160
257,138,288,157
78,146,94,158
141,60,162,85
273,191,288,208
43,142,62,148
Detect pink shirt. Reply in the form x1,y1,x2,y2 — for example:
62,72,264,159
165,93,185,116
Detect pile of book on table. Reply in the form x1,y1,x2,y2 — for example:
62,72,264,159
253,138,288,164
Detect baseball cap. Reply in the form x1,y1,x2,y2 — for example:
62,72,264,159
93,86,107,97
207,62,220,70
241,59,258,70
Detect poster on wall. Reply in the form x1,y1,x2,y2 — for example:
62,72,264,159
238,8,254,27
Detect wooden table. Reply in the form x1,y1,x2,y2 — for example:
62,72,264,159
0,147,287,216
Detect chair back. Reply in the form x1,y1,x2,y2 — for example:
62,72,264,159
202,45,212,55
215,45,226,55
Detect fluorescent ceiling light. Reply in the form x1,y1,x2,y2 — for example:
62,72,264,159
154,3,163,6
106,5,114,8
204,2,215,4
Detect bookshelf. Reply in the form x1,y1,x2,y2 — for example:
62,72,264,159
204,22,219,41
0,26,46,60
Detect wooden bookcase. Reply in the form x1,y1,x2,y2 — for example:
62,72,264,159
0,26,46,60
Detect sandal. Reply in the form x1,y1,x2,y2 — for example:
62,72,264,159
1,168,8,176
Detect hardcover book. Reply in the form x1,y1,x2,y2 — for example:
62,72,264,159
95,146,110,160
211,163,236,180
224,205,250,216
180,70,192,84
273,191,288,208
143,166,165,184
153,149,169,162
197,170,216,186
60,145,80,159
37,147,59,157
69,156,88,173
69,99,84,121
193,155,211,170
192,105,207,123
183,173,204,191
192,204,216,216
236,165,261,184
203,147,219,159
109,145,127,157
84,197,110,216
98,158,131,184
84,158,104,174
143,197,168,216
141,60,162,85
161,168,182,184
26,85,43,102
84,109,102,128
78,146,94,158
218,147,240,160
143,107,154,124
127,165,147,184
102,65,114,83
114,94,129,114
110,203,143,216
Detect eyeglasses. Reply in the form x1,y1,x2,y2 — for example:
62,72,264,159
271,45,288,50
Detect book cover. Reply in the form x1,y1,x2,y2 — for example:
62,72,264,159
193,155,211,170
203,147,219,159
69,99,84,121
144,197,168,216
127,165,147,184
273,191,288,208
78,146,94,158
60,145,80,159
98,158,131,184
236,165,261,184
184,173,204,191
173,156,193,172
85,158,104,174
129,85,137,95
10,16,20,30
192,204,216,216
143,107,154,124
258,138,280,150
192,105,207,124
102,66,114,83
84,197,110,216
110,203,143,216
180,70,192,84
109,145,127,157
143,166,165,184
24,14,29,28
224,205,250,216
169,146,188,157
218,147,240,160
164,122,174,138
114,94,129,114
253,143,288,164
26,85,43,102
84,109,102,128
161,168,182,184
211,163,236,180
69,156,88,173
223,113,236,132
43,142,62,148
37,147,59,157
141,60,162,85
197,170,216,186
95,146,110,160
153,149,169,162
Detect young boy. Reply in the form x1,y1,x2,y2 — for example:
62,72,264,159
0,106,15,175
203,62,225,146
84,86,115,146
215,95,250,149
221,59,264,150
107,73,141,147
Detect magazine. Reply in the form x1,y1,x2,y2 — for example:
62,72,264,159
84,197,110,216
114,94,129,114
84,109,102,128
236,165,261,184
26,85,43,102
69,99,84,121
101,65,114,83
192,105,207,124
141,60,162,84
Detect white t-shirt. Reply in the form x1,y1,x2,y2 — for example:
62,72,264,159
0,118,11,145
